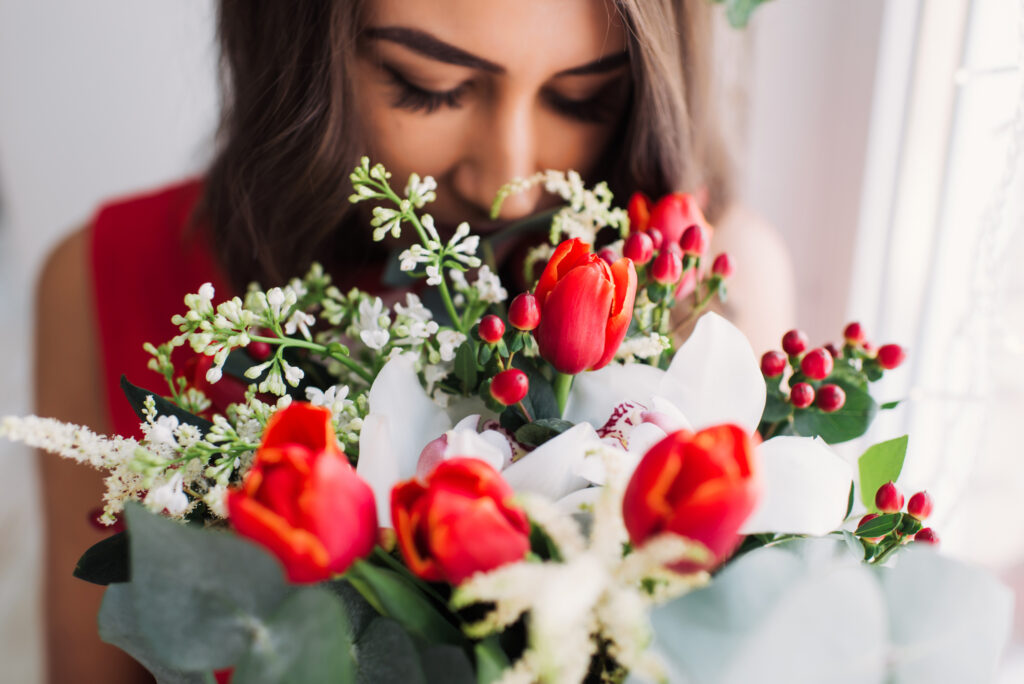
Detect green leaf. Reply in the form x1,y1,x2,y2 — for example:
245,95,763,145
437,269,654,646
120,376,213,434
74,531,129,585
792,380,878,444
854,512,901,538
880,400,902,410
511,357,559,420
477,343,493,366
419,645,477,684
508,333,525,355
124,503,290,671
828,362,869,391
845,481,856,520
454,341,479,392
475,637,511,684
327,580,379,642
98,584,206,684
346,561,463,646
234,588,356,684
514,418,574,447
760,387,792,423
858,435,909,511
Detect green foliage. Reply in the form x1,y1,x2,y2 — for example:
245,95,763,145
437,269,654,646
120,376,213,434
858,435,908,511
74,531,129,585
792,379,878,444
454,341,480,393
514,418,574,448
854,512,901,538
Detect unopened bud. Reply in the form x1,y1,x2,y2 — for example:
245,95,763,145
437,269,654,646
761,351,787,377
907,491,933,520
790,382,815,409
782,329,809,356
801,348,834,380
508,293,541,331
875,481,904,514
490,369,529,406
479,315,505,344
651,250,683,285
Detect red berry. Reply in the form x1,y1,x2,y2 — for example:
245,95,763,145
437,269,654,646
815,384,846,412
824,343,841,359
248,341,273,362
877,344,906,370
907,491,933,520
627,192,652,234
597,248,617,265
914,527,939,545
623,231,654,265
647,227,664,251
782,329,809,356
508,293,541,331
490,368,529,406
711,253,733,278
479,315,505,344
790,382,815,408
843,322,866,345
875,481,904,514
760,351,787,377
800,348,834,380
651,249,683,285
679,224,707,255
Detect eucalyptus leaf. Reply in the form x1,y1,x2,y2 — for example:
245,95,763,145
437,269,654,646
419,645,476,684
233,588,355,684
858,436,908,511
74,530,129,585
120,376,213,434
125,503,289,671
354,617,426,684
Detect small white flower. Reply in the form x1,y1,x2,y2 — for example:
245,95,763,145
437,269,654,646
148,415,180,447
283,309,316,340
205,364,223,384
144,471,189,517
405,173,438,208
436,330,466,362
203,485,229,518
472,265,508,304
282,360,304,387
425,264,442,286
361,329,390,350
267,287,287,319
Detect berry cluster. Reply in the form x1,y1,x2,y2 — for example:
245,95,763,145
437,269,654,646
854,482,938,563
758,322,907,440
478,293,541,409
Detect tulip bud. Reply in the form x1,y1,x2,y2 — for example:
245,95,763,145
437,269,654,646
843,321,866,345
875,481,904,514
782,329,809,356
597,248,618,265
790,382,815,408
627,192,652,234
647,227,664,251
914,527,939,545
907,491,933,520
877,344,906,370
679,224,707,255
490,368,529,406
760,351,787,377
815,384,846,412
651,250,683,285
801,348,834,380
479,315,505,344
508,293,541,331
711,253,733,278
623,231,654,265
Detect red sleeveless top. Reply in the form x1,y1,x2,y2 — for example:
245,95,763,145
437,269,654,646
90,180,228,438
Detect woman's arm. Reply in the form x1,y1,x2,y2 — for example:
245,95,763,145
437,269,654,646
35,226,150,684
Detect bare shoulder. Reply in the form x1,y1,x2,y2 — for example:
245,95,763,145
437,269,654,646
709,205,797,354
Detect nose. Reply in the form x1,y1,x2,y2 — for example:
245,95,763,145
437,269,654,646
452,95,543,221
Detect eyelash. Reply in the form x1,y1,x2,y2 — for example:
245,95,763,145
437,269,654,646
383,64,626,124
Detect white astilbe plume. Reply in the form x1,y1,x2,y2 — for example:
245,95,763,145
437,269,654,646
452,448,708,684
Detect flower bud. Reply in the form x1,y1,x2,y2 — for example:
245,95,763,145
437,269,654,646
790,382,815,408
907,491,933,520
647,227,664,251
843,321,866,345
627,192,651,234
914,527,939,545
877,343,906,370
679,224,707,255
782,329,809,356
815,384,845,412
875,481,904,514
490,368,529,406
597,247,618,265
623,231,655,265
711,253,733,278
508,293,541,331
760,351,787,377
651,249,683,285
801,348,834,380
479,315,505,344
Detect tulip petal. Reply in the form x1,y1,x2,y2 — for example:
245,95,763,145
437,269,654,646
501,423,600,501
659,313,765,433
358,354,452,526
564,363,664,427
741,436,854,536
534,238,594,304
535,263,613,375
592,258,638,371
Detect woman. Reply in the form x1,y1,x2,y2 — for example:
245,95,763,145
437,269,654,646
36,1,794,681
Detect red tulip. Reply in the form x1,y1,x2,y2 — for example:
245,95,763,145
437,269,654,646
533,238,638,375
623,425,759,572
227,403,377,583
648,192,711,248
627,192,652,234
392,458,530,585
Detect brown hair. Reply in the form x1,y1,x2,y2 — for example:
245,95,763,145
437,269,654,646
203,0,733,292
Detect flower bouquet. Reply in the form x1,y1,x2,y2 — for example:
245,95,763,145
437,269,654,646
3,160,1012,683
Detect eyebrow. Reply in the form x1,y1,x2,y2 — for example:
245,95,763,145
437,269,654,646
365,26,629,77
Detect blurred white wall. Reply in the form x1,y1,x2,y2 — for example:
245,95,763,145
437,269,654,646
0,1,886,681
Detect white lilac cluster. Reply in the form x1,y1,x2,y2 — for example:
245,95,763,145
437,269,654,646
305,384,366,448
614,332,672,363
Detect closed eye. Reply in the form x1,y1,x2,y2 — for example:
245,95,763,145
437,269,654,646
382,63,471,114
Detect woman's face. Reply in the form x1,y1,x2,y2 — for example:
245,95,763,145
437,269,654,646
352,0,629,233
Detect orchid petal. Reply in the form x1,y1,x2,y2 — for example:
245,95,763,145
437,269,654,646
741,436,854,536
658,312,765,433
564,363,663,426
555,487,602,514
625,422,668,460
444,429,505,473
501,423,600,500
357,354,451,526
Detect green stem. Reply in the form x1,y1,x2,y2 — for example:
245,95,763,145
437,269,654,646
248,334,374,384
435,276,465,334
553,372,574,417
